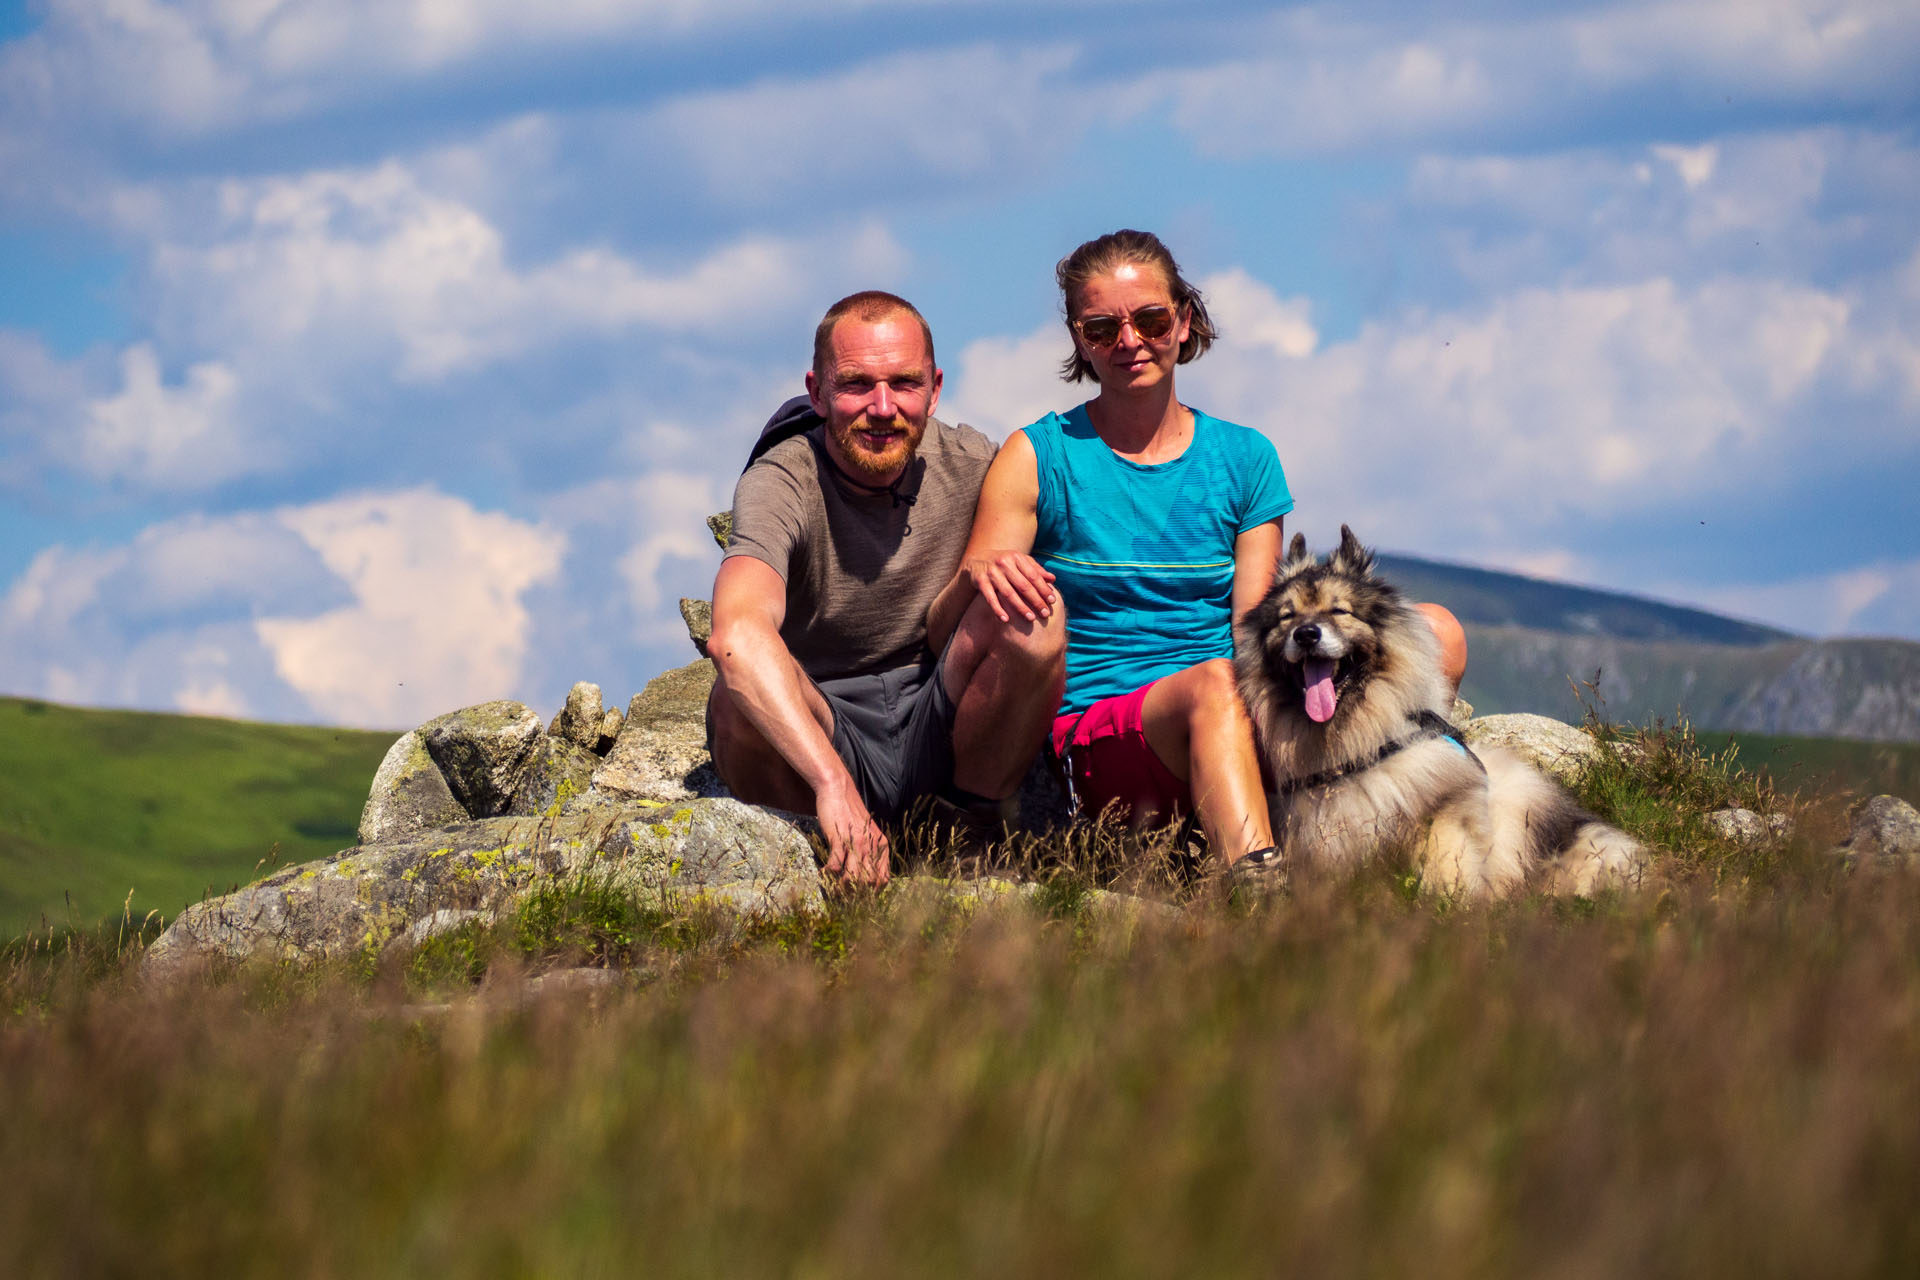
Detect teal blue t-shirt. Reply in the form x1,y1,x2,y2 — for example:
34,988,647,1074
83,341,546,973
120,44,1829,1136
1025,405,1294,714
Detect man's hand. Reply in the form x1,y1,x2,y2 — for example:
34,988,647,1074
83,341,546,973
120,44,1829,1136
964,551,1056,624
816,778,891,887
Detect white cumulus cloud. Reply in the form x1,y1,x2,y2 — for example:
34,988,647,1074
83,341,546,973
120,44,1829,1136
72,344,250,490
1152,0,1920,157
146,161,901,382
0,488,566,726
256,488,567,726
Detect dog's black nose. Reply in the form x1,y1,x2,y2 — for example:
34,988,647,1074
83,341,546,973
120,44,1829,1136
1292,623,1321,648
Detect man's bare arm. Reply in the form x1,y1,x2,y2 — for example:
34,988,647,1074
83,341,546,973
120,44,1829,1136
708,555,888,883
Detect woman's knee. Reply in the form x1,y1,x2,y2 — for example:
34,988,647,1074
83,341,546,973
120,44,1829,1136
1415,602,1468,686
1186,658,1246,720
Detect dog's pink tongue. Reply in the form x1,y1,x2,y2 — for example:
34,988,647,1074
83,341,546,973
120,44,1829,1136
1303,657,1339,723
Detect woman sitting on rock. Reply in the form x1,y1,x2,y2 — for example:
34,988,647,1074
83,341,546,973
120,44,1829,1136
931,229,1466,875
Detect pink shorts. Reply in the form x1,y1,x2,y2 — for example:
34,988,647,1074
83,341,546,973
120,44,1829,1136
1050,679,1191,824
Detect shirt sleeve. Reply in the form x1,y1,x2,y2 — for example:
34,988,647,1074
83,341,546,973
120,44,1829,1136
1236,427,1295,532
722,454,808,582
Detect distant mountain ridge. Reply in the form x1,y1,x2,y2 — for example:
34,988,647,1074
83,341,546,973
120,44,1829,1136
1375,553,1797,646
1373,553,1920,742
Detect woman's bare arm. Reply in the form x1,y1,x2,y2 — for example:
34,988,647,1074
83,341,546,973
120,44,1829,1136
927,432,1056,648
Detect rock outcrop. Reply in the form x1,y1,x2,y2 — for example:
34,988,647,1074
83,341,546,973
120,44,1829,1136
147,799,824,975
154,668,787,973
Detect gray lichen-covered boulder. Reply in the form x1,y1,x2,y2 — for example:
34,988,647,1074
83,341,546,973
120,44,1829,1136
423,700,545,817
145,798,824,974
1461,713,1602,784
359,729,468,845
706,511,732,548
1837,794,1920,867
508,736,601,817
593,658,727,803
547,682,606,752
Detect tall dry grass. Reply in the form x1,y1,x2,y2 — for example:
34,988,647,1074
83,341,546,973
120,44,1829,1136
2,724,1916,1278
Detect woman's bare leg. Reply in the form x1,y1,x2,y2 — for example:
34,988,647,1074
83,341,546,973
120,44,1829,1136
1139,658,1273,865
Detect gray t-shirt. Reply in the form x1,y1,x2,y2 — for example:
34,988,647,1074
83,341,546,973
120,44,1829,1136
725,417,996,681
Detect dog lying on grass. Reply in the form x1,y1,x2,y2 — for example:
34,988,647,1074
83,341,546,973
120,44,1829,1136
1233,527,1644,897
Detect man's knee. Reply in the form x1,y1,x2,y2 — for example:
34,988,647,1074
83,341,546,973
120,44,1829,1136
959,591,1067,669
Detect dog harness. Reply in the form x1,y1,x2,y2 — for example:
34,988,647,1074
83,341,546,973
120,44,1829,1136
1272,709,1483,798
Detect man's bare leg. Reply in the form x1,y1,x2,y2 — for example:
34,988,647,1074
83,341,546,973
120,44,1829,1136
943,593,1068,800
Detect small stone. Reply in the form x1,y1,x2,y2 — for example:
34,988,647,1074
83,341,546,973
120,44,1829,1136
523,967,630,997
680,597,713,658
547,682,604,751
706,511,733,549
1840,794,1920,865
1705,807,1791,847
422,701,545,818
1448,696,1474,728
359,729,468,844
594,708,624,754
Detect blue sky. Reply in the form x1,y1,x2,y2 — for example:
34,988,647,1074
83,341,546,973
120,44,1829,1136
2,0,1917,728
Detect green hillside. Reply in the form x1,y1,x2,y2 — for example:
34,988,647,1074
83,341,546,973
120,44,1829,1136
0,697,395,937
1692,730,1920,808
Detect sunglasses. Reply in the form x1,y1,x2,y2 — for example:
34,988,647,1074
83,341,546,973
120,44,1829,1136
1072,304,1179,348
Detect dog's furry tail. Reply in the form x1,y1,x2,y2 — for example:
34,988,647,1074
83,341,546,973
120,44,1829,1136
1479,748,1646,896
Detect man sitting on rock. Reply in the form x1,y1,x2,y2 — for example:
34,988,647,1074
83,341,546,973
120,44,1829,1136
706,290,1068,886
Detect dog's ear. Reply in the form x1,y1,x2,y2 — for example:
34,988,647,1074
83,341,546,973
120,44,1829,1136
1284,532,1310,567
1331,524,1375,576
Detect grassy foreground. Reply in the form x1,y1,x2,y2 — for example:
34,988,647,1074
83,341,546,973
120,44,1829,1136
4,722,1918,1277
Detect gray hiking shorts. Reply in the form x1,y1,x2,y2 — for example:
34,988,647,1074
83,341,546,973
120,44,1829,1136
818,655,958,823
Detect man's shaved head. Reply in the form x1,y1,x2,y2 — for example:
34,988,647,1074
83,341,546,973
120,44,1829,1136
812,291,936,384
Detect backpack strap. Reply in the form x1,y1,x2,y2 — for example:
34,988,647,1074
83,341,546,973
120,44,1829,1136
746,395,825,471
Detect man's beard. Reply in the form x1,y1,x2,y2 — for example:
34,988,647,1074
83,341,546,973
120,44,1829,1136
828,412,924,480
